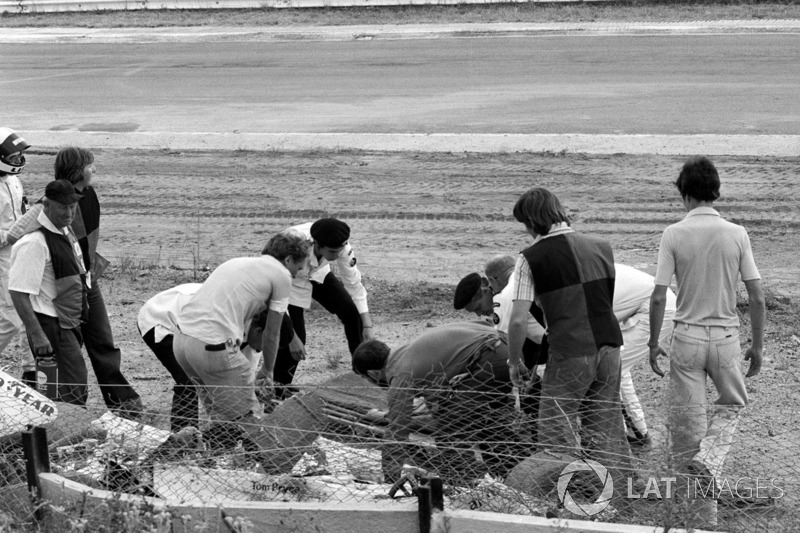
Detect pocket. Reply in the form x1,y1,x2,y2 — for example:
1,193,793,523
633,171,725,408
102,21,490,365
712,333,741,369
670,330,705,370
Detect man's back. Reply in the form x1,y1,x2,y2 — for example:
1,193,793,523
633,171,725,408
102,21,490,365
656,207,759,326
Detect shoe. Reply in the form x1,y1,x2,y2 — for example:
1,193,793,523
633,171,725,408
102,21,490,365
627,433,652,449
113,397,144,421
20,371,37,388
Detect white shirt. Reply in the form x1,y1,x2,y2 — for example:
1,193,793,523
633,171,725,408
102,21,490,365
287,222,368,313
138,283,201,343
0,173,25,248
493,271,545,343
8,210,84,318
177,256,291,345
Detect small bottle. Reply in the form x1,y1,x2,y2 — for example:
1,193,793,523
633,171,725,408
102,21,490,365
36,356,59,400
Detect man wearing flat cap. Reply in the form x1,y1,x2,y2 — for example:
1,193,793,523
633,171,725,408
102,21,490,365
8,180,90,405
273,218,374,397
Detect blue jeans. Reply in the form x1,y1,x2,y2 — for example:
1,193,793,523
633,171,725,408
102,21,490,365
668,323,747,478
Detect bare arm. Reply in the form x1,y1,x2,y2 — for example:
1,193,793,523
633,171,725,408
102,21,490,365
648,285,669,377
360,311,375,341
743,278,765,377
259,309,284,381
508,299,533,388
9,290,52,357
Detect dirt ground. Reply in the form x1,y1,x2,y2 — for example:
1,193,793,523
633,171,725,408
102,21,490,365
3,149,800,528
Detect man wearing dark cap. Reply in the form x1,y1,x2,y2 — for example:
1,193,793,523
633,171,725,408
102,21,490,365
8,180,90,405
273,218,374,397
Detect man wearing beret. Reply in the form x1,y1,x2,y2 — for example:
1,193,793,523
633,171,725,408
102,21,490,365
273,218,374,397
8,180,90,405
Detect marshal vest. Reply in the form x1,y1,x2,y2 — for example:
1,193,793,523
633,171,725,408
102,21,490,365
39,227,89,329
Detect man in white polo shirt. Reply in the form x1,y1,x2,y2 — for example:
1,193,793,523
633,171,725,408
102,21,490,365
649,156,765,527
172,231,308,422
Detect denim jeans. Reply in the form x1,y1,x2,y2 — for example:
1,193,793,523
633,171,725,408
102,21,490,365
539,345,632,498
668,323,747,479
173,331,257,422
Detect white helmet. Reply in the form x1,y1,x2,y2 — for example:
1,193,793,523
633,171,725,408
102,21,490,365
0,127,31,175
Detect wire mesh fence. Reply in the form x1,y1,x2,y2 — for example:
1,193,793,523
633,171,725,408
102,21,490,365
2,363,798,532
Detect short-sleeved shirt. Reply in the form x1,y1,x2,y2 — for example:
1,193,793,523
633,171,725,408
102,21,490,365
8,210,84,318
286,222,368,313
177,256,291,346
493,271,545,343
138,283,201,343
655,207,760,327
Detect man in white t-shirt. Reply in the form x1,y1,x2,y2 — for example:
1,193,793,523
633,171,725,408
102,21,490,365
172,231,308,423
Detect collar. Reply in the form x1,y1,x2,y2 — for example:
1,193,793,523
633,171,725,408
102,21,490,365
37,208,70,236
532,222,573,245
685,206,720,218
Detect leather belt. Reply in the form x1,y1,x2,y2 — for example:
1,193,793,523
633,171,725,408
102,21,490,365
205,343,227,352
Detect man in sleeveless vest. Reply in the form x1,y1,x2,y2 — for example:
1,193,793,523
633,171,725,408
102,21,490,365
506,188,632,504
8,180,89,405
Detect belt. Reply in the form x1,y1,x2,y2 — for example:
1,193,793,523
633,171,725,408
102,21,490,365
205,343,227,352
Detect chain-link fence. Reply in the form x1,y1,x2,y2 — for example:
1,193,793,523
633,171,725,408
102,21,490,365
2,362,798,532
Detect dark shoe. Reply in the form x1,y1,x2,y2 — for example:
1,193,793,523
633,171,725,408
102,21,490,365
21,371,37,388
627,432,652,449
113,397,144,421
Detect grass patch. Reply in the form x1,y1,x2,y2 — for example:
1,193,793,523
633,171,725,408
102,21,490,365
2,0,800,28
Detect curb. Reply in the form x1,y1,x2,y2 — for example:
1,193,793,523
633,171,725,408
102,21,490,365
2,20,800,43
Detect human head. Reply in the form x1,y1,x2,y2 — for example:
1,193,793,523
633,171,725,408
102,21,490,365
675,156,720,203
512,188,570,237
54,147,95,188
352,339,391,384
262,231,309,277
0,127,31,176
483,255,516,295
453,272,493,316
310,218,350,261
42,180,83,229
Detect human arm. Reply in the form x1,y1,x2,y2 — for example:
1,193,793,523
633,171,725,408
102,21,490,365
360,311,375,341
2,203,43,248
382,376,416,483
648,285,669,377
9,291,52,357
743,278,765,378
508,299,533,389
258,309,284,383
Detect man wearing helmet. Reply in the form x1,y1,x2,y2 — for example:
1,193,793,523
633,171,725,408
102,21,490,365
0,127,31,382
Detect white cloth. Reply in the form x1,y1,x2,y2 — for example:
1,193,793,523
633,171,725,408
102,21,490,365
8,210,83,318
0,174,25,248
0,174,27,363
137,283,201,343
177,256,291,346
286,222,368,314
492,271,545,343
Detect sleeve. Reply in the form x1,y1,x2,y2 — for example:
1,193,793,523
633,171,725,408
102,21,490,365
267,269,292,314
653,230,676,287
8,237,46,295
738,229,761,281
6,204,44,246
385,375,416,442
330,243,369,314
512,255,536,302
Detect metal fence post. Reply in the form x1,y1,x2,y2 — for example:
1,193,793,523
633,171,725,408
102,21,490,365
22,426,50,521
418,476,444,533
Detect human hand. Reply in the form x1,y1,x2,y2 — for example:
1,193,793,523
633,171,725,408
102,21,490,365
509,362,528,390
744,346,762,378
362,326,375,341
649,345,666,377
30,330,54,358
289,335,306,361
255,375,275,405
